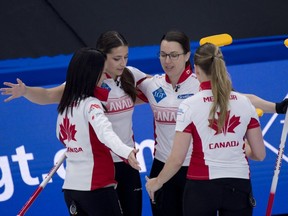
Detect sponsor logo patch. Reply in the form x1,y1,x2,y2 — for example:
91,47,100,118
152,87,166,103
178,94,194,99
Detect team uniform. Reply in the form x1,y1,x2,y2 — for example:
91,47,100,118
136,65,200,216
176,81,260,215
56,97,133,216
100,66,146,216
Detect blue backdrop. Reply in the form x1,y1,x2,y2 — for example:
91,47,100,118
1,36,288,215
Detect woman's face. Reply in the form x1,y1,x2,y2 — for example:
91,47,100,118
103,45,129,79
159,40,190,79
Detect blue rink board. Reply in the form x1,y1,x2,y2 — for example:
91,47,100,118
0,37,288,216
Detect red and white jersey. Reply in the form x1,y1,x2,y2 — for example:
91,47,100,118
176,81,260,180
137,66,200,165
56,97,133,191
101,66,146,162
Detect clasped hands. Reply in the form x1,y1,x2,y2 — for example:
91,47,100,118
145,176,163,203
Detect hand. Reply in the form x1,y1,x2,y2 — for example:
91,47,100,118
244,138,252,158
1,78,27,102
276,98,288,114
145,176,163,203
128,149,141,171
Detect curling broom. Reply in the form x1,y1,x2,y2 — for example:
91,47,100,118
266,110,288,215
266,39,288,216
17,152,66,216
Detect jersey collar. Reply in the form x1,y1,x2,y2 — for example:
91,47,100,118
165,65,193,84
105,72,114,79
105,72,121,86
199,81,212,91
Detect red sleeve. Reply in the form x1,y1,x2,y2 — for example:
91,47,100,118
247,118,260,129
136,88,149,103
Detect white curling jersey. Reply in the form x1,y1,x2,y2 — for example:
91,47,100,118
176,81,260,180
56,97,133,191
137,66,200,166
101,66,146,162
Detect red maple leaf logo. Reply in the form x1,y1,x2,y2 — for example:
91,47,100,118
59,117,77,143
209,111,240,135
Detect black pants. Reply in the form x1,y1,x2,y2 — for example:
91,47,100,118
183,178,254,216
63,186,123,216
149,158,188,216
114,162,142,216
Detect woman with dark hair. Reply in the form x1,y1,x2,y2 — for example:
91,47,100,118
94,31,145,216
57,47,140,216
137,30,200,216
1,31,146,216
146,42,266,216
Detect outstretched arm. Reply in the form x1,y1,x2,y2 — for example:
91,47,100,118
1,78,64,104
244,94,287,114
